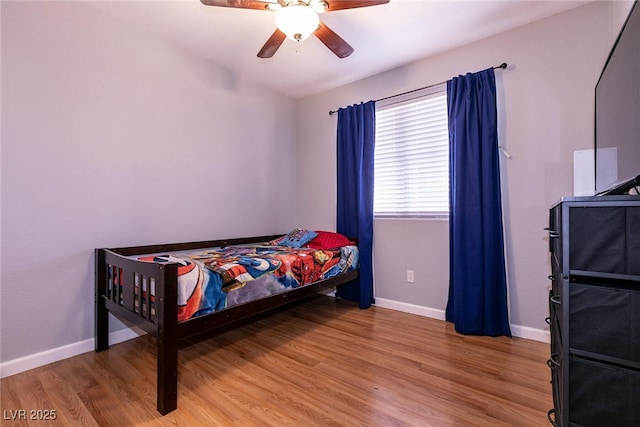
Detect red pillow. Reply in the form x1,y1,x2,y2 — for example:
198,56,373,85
306,231,354,249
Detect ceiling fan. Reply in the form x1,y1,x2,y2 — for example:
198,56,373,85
199,0,390,58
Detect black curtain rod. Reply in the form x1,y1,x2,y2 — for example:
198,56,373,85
328,62,508,116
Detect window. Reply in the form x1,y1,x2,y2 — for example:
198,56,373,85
374,85,449,218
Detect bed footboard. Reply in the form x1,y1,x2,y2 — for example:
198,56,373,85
95,248,179,414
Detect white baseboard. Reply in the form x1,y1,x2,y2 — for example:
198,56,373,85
374,297,446,320
510,324,550,343
374,297,549,343
0,327,144,379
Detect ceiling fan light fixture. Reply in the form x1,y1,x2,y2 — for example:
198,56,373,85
275,4,320,41
311,0,329,13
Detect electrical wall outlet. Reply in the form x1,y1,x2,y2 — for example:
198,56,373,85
406,270,415,283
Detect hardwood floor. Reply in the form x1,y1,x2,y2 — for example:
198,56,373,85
1,296,552,426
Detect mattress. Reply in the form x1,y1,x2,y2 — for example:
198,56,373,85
133,243,359,322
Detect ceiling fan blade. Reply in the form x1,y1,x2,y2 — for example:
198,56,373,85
324,0,389,12
199,0,274,11
257,29,287,58
314,22,354,58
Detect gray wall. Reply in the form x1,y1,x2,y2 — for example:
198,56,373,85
295,1,630,338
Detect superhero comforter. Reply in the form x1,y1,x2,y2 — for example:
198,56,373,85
137,244,359,322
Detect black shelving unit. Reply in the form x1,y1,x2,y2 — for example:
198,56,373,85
547,195,640,426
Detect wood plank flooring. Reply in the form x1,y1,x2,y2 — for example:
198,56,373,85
1,296,552,426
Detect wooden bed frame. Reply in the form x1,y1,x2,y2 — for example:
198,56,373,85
94,234,359,415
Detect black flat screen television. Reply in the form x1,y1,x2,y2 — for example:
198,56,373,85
595,1,640,195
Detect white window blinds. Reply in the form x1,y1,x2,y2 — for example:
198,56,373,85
374,88,449,217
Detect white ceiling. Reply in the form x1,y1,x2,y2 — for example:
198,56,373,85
86,0,592,99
